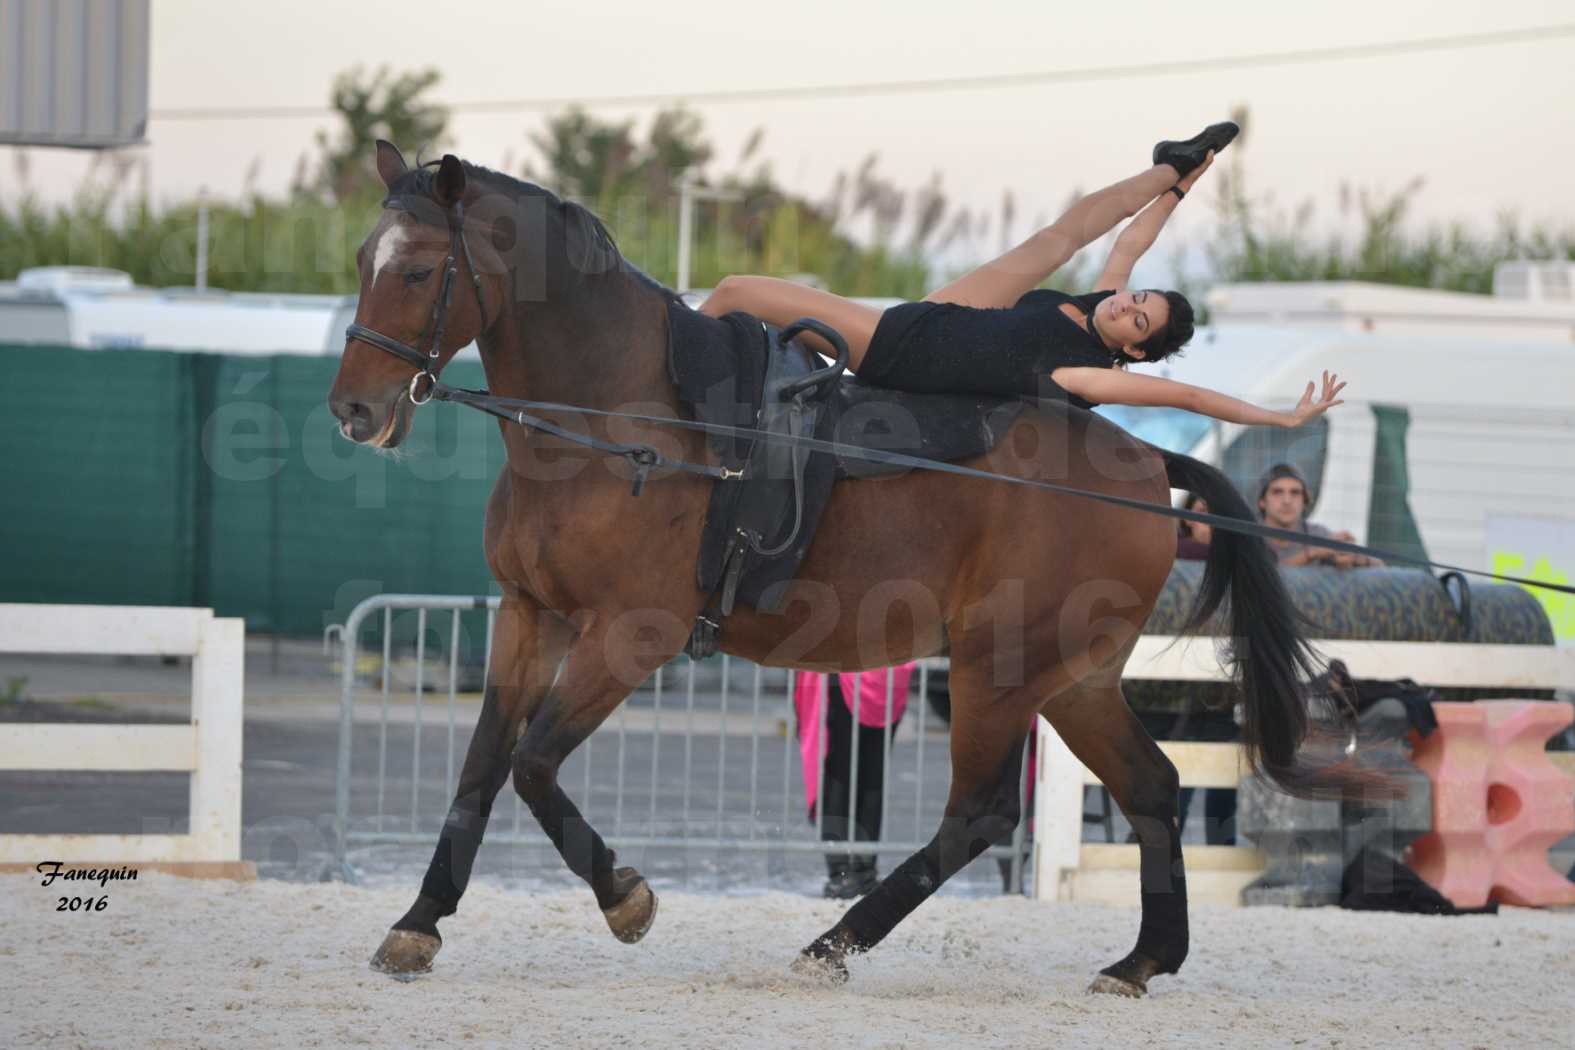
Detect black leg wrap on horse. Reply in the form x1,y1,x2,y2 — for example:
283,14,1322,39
525,782,620,908
834,806,1015,953
1106,816,1189,979
416,795,494,913
837,846,944,952
807,741,1024,973
838,747,1023,949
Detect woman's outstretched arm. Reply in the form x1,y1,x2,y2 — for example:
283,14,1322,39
1093,152,1215,292
1053,367,1348,428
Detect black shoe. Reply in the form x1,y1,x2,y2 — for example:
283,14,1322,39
822,866,881,900
1152,121,1239,177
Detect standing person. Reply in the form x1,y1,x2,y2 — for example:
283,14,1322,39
1257,463,1383,568
700,122,1347,432
793,665,915,899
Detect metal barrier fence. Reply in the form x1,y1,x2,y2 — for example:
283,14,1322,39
327,594,1031,891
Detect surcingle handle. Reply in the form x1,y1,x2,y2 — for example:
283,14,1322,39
777,318,849,402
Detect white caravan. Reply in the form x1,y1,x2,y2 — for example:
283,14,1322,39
0,267,358,356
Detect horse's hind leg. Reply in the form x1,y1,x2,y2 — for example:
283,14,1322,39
1045,678,1187,997
372,598,573,976
795,683,1032,980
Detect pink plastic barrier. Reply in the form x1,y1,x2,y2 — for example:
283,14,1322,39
1409,700,1575,908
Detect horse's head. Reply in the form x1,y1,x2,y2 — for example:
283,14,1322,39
328,141,504,448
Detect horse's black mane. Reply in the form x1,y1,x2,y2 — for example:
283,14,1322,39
387,157,681,303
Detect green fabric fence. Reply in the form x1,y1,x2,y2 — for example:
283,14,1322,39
1,344,507,636
1366,403,1430,565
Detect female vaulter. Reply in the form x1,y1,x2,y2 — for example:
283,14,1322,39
699,121,1346,427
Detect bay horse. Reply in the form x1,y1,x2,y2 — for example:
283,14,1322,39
327,142,1343,997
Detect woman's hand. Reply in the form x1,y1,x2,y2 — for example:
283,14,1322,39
1282,371,1347,427
1176,150,1215,194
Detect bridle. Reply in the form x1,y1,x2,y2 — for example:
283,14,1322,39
343,196,490,406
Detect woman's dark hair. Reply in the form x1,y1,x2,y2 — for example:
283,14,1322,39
1136,290,1195,363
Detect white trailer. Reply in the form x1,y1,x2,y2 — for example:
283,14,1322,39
0,267,357,356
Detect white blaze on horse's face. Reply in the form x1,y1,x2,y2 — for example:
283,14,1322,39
370,223,410,289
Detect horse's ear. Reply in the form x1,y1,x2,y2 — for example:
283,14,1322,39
433,154,466,207
375,140,408,189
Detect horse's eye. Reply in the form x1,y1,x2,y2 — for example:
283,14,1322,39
404,268,433,286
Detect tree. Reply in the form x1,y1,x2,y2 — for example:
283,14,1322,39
518,106,935,296
525,105,715,206
527,108,640,203
1204,105,1575,293
643,107,713,199
303,66,448,203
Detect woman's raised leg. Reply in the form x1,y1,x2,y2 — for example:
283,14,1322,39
925,163,1180,308
700,275,883,371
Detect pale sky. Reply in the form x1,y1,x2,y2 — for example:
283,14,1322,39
4,0,1574,282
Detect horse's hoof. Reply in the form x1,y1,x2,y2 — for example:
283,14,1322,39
790,949,849,985
371,928,441,977
602,876,657,944
1088,973,1147,998
793,926,857,984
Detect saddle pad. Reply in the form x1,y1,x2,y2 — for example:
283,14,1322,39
828,381,1028,480
666,300,769,466
669,301,789,605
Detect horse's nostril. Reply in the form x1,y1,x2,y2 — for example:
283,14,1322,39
330,397,372,426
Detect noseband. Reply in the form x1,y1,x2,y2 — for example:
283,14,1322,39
344,197,490,405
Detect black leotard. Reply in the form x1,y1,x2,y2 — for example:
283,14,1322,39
856,288,1118,409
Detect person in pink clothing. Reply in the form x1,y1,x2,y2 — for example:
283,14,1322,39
793,665,915,899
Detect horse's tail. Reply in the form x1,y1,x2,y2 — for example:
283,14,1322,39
1160,448,1387,799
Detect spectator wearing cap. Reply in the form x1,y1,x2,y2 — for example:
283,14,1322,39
1256,463,1382,568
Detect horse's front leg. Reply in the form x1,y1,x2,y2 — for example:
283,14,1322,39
510,615,674,944
372,596,574,976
